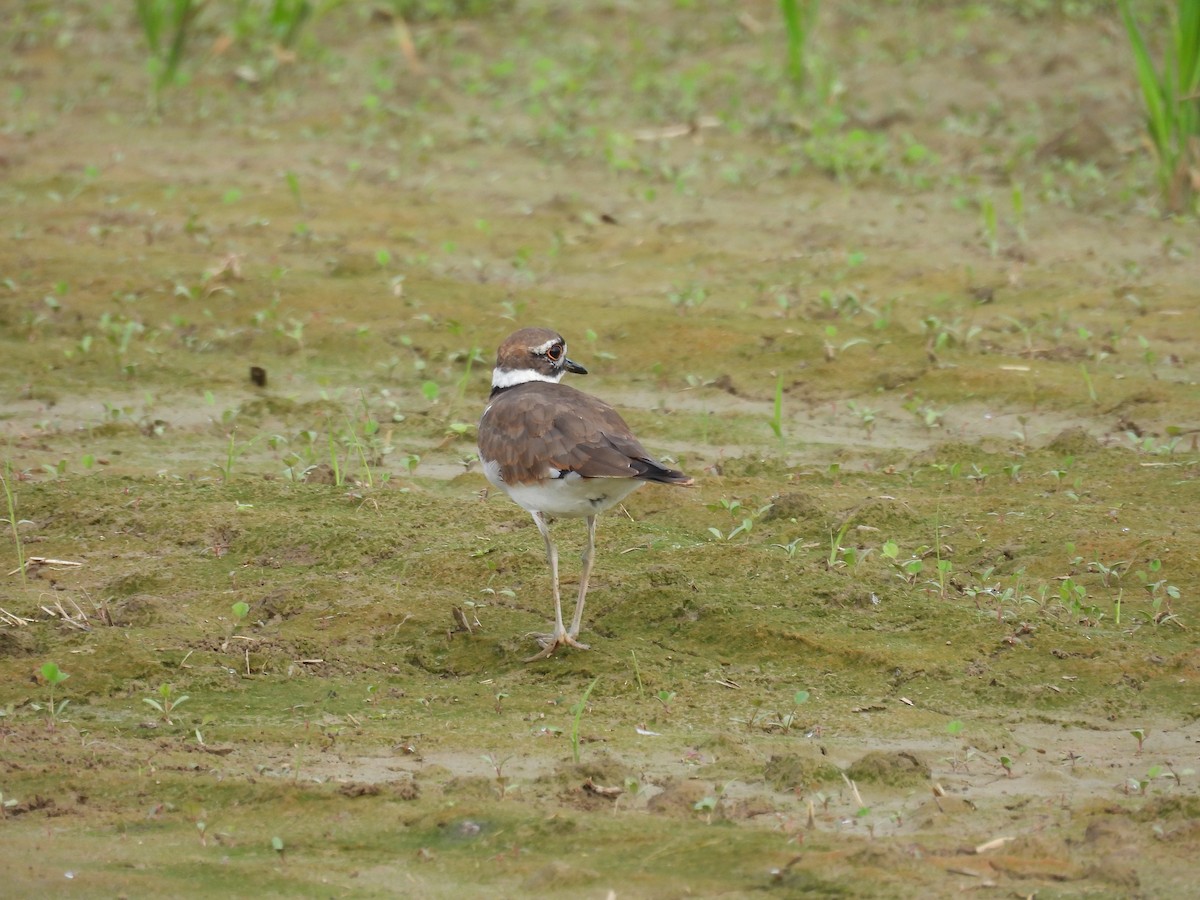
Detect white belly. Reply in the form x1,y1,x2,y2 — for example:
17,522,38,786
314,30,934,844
483,458,642,518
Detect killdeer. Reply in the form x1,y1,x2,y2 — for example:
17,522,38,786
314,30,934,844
478,327,693,661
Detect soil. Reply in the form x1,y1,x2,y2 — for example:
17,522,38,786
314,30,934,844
1,2,1198,897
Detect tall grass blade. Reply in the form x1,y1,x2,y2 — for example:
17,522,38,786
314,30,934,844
2,464,27,588
570,677,600,764
271,0,314,50
780,0,819,90
1118,0,1200,211
135,0,200,108
769,372,785,444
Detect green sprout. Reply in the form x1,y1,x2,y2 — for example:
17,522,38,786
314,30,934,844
143,683,190,724
571,677,600,764
38,662,71,724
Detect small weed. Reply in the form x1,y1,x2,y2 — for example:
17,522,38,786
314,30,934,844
927,556,953,600
966,464,988,492
481,753,514,798
1,463,26,589
942,720,972,771
1137,334,1157,376
922,315,981,354
845,401,877,438
97,312,147,376
1137,559,1182,627
284,171,304,212
707,499,770,541
571,677,600,764
143,683,190,724
826,520,853,571
326,425,343,486
904,398,945,430
342,393,392,488
449,345,486,419
744,697,766,732
708,517,753,541
766,689,811,733
1079,364,1098,405
223,601,251,651
667,282,708,315
979,194,999,256
693,792,719,822
1044,462,1070,492
1126,764,1186,796
772,536,810,559
216,430,254,484
36,662,70,724
1057,577,1095,622
881,540,923,584
962,567,1030,621
479,579,516,601
710,498,744,516
1087,557,1129,587
837,541,872,573
1010,182,1027,244
822,325,869,362
768,372,785,445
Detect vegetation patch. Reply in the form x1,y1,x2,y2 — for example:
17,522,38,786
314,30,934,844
1,1,1198,896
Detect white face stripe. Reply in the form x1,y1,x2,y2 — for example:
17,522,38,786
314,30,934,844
531,337,562,356
491,366,563,389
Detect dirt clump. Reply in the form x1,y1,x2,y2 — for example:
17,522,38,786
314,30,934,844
1045,425,1103,455
647,779,717,816
844,750,931,786
764,753,840,792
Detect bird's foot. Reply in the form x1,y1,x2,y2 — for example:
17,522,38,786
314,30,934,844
524,631,591,662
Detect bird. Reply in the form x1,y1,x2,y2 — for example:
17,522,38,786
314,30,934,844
478,327,693,661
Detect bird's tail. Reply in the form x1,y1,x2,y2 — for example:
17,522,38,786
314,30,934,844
633,457,694,486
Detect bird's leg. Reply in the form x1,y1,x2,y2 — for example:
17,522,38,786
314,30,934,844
537,510,566,637
566,515,597,642
525,511,590,661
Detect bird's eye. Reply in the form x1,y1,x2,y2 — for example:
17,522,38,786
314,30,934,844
546,343,563,361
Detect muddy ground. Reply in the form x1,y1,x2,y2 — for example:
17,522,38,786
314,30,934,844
1,2,1198,897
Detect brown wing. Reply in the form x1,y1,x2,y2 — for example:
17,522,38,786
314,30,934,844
480,383,692,487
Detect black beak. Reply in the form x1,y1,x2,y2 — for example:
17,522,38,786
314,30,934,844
565,357,587,375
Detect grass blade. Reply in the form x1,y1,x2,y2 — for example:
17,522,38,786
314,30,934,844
2,464,27,588
779,0,819,90
570,677,600,764
1118,0,1200,211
